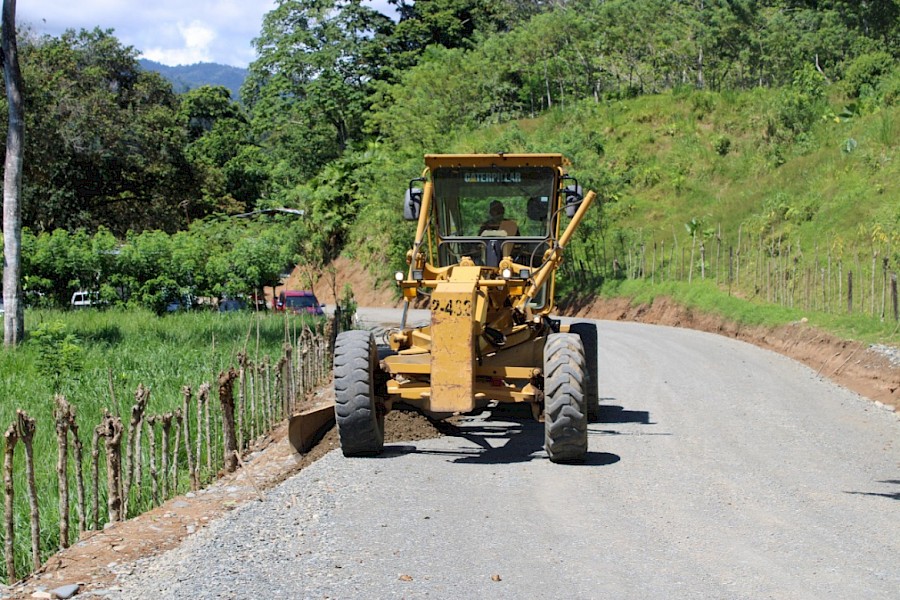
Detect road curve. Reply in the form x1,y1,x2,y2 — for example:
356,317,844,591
110,314,899,599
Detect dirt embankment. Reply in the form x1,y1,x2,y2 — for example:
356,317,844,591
278,256,405,309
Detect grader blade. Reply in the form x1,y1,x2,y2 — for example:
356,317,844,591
288,401,336,453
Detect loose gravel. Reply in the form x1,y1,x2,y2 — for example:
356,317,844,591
870,343,900,367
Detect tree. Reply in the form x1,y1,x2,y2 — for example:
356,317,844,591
2,0,24,346
8,28,198,234
178,86,264,213
243,0,395,189
388,0,522,68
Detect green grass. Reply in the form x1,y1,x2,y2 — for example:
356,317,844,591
0,307,321,579
438,86,899,347
593,278,900,344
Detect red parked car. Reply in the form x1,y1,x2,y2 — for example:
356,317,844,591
276,290,324,316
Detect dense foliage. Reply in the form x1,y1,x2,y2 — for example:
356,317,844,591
2,0,899,312
19,217,304,312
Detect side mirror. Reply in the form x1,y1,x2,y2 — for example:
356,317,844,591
564,185,583,218
404,188,423,221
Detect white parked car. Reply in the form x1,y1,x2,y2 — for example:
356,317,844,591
70,290,98,308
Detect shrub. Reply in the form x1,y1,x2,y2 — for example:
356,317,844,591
29,321,83,393
843,51,895,99
878,66,900,107
714,135,732,156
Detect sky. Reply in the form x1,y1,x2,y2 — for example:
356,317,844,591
18,1,396,69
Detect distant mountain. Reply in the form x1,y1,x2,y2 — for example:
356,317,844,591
139,59,248,101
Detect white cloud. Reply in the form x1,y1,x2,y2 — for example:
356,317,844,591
18,0,396,68
142,21,216,66
19,1,276,67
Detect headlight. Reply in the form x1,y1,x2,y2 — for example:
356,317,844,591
394,271,404,282
501,268,512,279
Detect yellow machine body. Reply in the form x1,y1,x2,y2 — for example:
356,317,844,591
383,153,596,417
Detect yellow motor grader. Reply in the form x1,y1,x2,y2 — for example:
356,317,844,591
291,153,599,462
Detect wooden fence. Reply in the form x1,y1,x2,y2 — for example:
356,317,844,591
2,317,340,584
564,228,900,322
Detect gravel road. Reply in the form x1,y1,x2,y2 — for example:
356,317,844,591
107,314,899,600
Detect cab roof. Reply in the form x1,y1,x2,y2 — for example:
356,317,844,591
425,153,564,170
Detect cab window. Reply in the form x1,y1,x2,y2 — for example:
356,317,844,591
432,167,555,239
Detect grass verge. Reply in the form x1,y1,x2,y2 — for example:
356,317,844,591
595,279,900,345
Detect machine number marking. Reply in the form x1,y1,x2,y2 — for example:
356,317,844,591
431,298,471,317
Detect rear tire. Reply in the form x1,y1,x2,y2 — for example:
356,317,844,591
544,333,588,463
569,322,599,421
334,330,384,457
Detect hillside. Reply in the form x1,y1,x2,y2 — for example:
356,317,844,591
340,84,899,346
138,59,247,100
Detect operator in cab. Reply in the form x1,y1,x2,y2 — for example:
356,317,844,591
478,200,519,236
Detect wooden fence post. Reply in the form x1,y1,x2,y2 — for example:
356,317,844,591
263,357,273,425
700,241,706,280
65,405,86,536
249,359,258,443
848,270,853,314
17,411,40,572
298,332,307,398
172,410,182,496
145,416,158,507
90,423,101,530
195,386,204,483
124,384,149,515
871,250,877,317
160,413,173,500
892,273,898,321
218,369,239,473
54,396,70,550
253,362,263,438
99,413,123,523
284,343,295,412
4,423,18,582
237,352,247,452
325,318,336,361
277,356,288,418
181,386,197,491
199,383,212,479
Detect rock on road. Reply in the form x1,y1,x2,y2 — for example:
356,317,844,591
110,311,899,599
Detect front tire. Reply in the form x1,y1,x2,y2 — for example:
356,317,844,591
334,330,384,456
569,322,599,421
544,333,588,463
